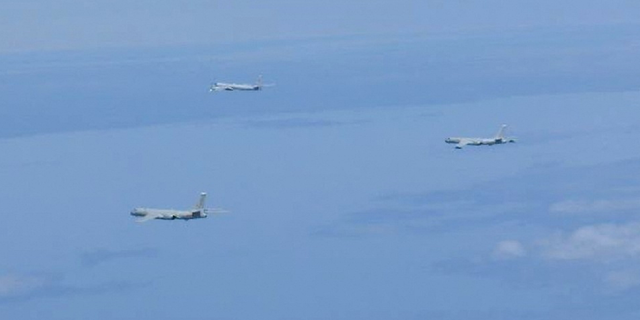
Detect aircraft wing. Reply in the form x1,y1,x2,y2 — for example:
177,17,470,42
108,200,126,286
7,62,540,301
455,140,470,149
136,213,162,223
210,85,232,92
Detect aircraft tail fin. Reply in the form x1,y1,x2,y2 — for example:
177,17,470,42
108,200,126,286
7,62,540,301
194,192,207,209
256,75,263,89
495,124,508,139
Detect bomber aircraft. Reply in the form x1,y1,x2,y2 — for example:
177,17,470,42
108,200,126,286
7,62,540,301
130,192,226,223
209,75,273,92
445,125,516,149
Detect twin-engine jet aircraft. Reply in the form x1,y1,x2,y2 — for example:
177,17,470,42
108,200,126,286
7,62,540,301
130,192,226,223
445,125,516,149
209,75,273,92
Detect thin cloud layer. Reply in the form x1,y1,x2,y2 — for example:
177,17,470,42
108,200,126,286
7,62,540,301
80,248,157,267
493,240,527,260
540,222,640,261
486,221,640,292
550,199,640,215
0,273,146,304
0,275,48,297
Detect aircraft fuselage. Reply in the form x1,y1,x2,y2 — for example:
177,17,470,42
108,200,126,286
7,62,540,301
130,208,207,221
211,83,261,91
445,137,515,149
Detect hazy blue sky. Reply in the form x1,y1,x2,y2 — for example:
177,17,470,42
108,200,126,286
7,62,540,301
2,0,640,53
1,2,640,320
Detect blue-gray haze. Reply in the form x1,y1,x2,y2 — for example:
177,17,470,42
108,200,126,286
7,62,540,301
1,1,640,319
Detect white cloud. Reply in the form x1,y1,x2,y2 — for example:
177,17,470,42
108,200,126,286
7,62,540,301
550,199,640,214
540,222,640,261
0,275,47,297
492,240,526,260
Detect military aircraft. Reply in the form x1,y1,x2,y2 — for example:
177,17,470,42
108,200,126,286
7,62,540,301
130,192,227,223
445,125,516,149
209,75,273,92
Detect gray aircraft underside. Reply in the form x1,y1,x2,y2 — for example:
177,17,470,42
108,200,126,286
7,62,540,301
130,192,226,223
209,75,273,92
445,125,516,149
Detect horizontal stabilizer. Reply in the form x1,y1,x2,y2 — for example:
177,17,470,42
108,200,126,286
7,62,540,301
207,208,230,214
